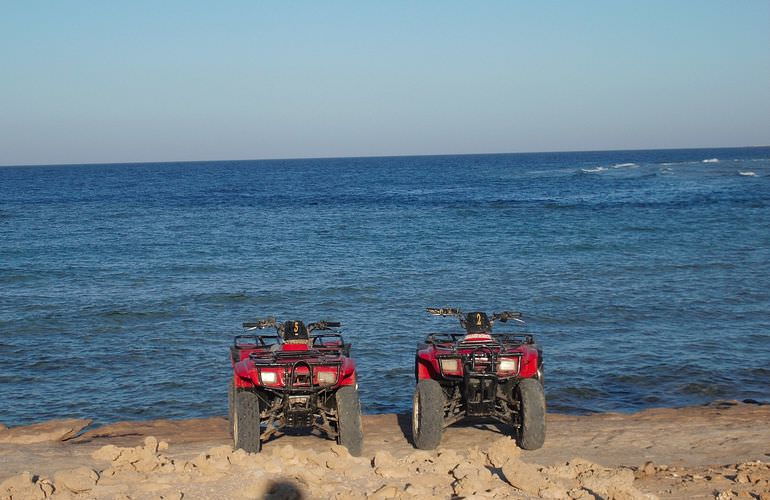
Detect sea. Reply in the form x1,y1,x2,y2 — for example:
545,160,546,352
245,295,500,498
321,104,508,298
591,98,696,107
1,147,769,426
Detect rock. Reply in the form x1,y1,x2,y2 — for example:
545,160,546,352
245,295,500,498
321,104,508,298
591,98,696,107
578,466,648,500
368,484,401,499
484,436,520,468
540,485,570,498
37,479,54,498
307,451,335,468
451,460,497,497
92,444,122,462
229,448,250,465
568,487,596,499
53,467,99,493
144,436,159,452
501,459,551,494
325,457,347,471
637,461,656,478
330,444,351,458
435,449,460,466
91,439,173,475
0,418,92,444
404,450,432,464
341,461,372,480
0,472,48,500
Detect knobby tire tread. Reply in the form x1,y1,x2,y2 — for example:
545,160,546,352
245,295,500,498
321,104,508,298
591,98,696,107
516,378,546,450
234,389,261,453
413,379,444,450
336,385,364,456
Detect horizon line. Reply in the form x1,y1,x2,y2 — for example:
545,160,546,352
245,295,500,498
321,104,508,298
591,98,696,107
2,144,769,168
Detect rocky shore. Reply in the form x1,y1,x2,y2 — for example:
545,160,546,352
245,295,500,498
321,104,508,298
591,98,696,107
1,400,768,499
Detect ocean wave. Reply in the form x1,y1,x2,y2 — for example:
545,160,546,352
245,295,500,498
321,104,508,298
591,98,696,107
580,167,607,173
612,162,638,168
703,158,720,163
739,171,757,177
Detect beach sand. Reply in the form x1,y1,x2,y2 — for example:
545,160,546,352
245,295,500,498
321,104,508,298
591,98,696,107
1,400,768,499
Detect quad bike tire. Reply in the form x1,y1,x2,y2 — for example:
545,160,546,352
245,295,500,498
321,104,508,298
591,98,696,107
335,385,364,456
232,388,261,453
412,379,444,450
515,378,546,450
227,379,234,437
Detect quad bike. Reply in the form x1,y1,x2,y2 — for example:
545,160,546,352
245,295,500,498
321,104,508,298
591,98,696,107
411,308,545,450
228,317,363,455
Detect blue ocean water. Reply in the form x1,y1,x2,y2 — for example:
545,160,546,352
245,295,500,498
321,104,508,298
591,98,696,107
1,147,769,426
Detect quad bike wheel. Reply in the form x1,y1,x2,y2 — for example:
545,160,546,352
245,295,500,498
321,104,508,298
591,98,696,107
412,379,444,450
515,378,546,450
335,385,364,456
227,379,234,437
233,388,261,453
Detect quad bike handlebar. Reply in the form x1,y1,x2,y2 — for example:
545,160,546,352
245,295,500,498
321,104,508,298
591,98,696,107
243,317,277,330
492,311,524,323
307,321,341,331
242,318,341,334
426,307,525,331
426,307,462,317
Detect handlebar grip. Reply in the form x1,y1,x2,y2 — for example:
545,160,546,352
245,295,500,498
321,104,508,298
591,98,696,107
426,307,461,316
243,318,275,328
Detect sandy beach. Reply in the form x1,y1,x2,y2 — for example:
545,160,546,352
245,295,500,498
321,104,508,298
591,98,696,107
1,400,768,499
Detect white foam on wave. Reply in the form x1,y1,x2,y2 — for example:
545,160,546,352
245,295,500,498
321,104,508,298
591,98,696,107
703,158,720,163
612,162,638,168
739,171,757,177
581,167,607,173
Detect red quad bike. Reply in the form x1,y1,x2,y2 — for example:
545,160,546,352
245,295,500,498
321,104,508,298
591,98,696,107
228,318,363,456
412,308,545,450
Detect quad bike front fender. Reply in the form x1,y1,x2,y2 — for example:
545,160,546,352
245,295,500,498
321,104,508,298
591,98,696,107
517,347,540,379
338,358,357,387
233,359,258,388
415,353,440,381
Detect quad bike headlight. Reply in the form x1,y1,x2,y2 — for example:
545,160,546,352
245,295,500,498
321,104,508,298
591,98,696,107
497,358,520,374
439,358,462,375
259,370,278,385
317,371,337,385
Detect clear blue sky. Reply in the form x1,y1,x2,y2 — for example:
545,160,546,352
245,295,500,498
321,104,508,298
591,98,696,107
1,1,768,165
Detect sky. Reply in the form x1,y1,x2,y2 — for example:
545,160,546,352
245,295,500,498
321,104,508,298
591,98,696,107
1,1,768,165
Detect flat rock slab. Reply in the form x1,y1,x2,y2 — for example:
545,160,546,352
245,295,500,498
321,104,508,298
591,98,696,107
0,419,92,444
72,417,229,446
